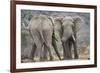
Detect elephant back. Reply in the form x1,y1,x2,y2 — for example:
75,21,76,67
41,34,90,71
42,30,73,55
29,15,53,31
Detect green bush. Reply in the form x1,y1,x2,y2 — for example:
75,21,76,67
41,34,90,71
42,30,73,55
21,31,29,38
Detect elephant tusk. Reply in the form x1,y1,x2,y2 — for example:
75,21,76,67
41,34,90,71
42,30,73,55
72,35,76,41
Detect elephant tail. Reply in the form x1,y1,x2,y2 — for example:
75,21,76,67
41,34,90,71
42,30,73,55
39,30,45,46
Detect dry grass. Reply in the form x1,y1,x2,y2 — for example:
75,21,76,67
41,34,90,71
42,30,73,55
79,48,89,59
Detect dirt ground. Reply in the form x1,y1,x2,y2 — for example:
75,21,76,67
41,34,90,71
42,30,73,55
21,48,89,63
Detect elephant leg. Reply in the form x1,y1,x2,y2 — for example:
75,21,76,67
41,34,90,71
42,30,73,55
68,36,77,59
72,35,79,59
42,44,48,61
42,29,54,61
52,37,61,60
68,40,72,59
62,41,68,59
38,45,43,61
44,43,53,61
73,41,79,59
48,49,53,61
62,40,72,59
31,30,43,61
65,41,72,59
30,43,36,61
40,45,46,61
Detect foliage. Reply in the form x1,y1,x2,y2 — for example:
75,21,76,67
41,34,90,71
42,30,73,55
52,32,61,42
21,31,29,39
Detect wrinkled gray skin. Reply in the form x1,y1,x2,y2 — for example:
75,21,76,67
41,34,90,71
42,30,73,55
54,16,82,59
29,15,53,61
24,15,61,61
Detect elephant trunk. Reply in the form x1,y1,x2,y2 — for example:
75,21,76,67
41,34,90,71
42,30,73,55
73,33,79,59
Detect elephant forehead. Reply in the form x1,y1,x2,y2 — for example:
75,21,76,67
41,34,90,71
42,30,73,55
62,21,74,27
63,16,73,22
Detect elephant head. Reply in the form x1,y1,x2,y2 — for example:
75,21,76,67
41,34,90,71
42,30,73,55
54,16,82,39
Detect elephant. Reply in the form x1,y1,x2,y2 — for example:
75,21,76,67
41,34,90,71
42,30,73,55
22,14,61,61
54,16,83,59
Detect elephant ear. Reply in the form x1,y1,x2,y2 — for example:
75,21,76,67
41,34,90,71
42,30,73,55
55,16,64,20
54,16,64,38
54,16,65,30
54,16,64,24
73,16,83,33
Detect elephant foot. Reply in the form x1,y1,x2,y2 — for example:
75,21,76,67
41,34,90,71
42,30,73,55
74,56,79,59
63,56,73,60
74,54,79,59
29,57,34,61
49,56,53,61
58,56,62,60
40,58,47,62
40,57,46,61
